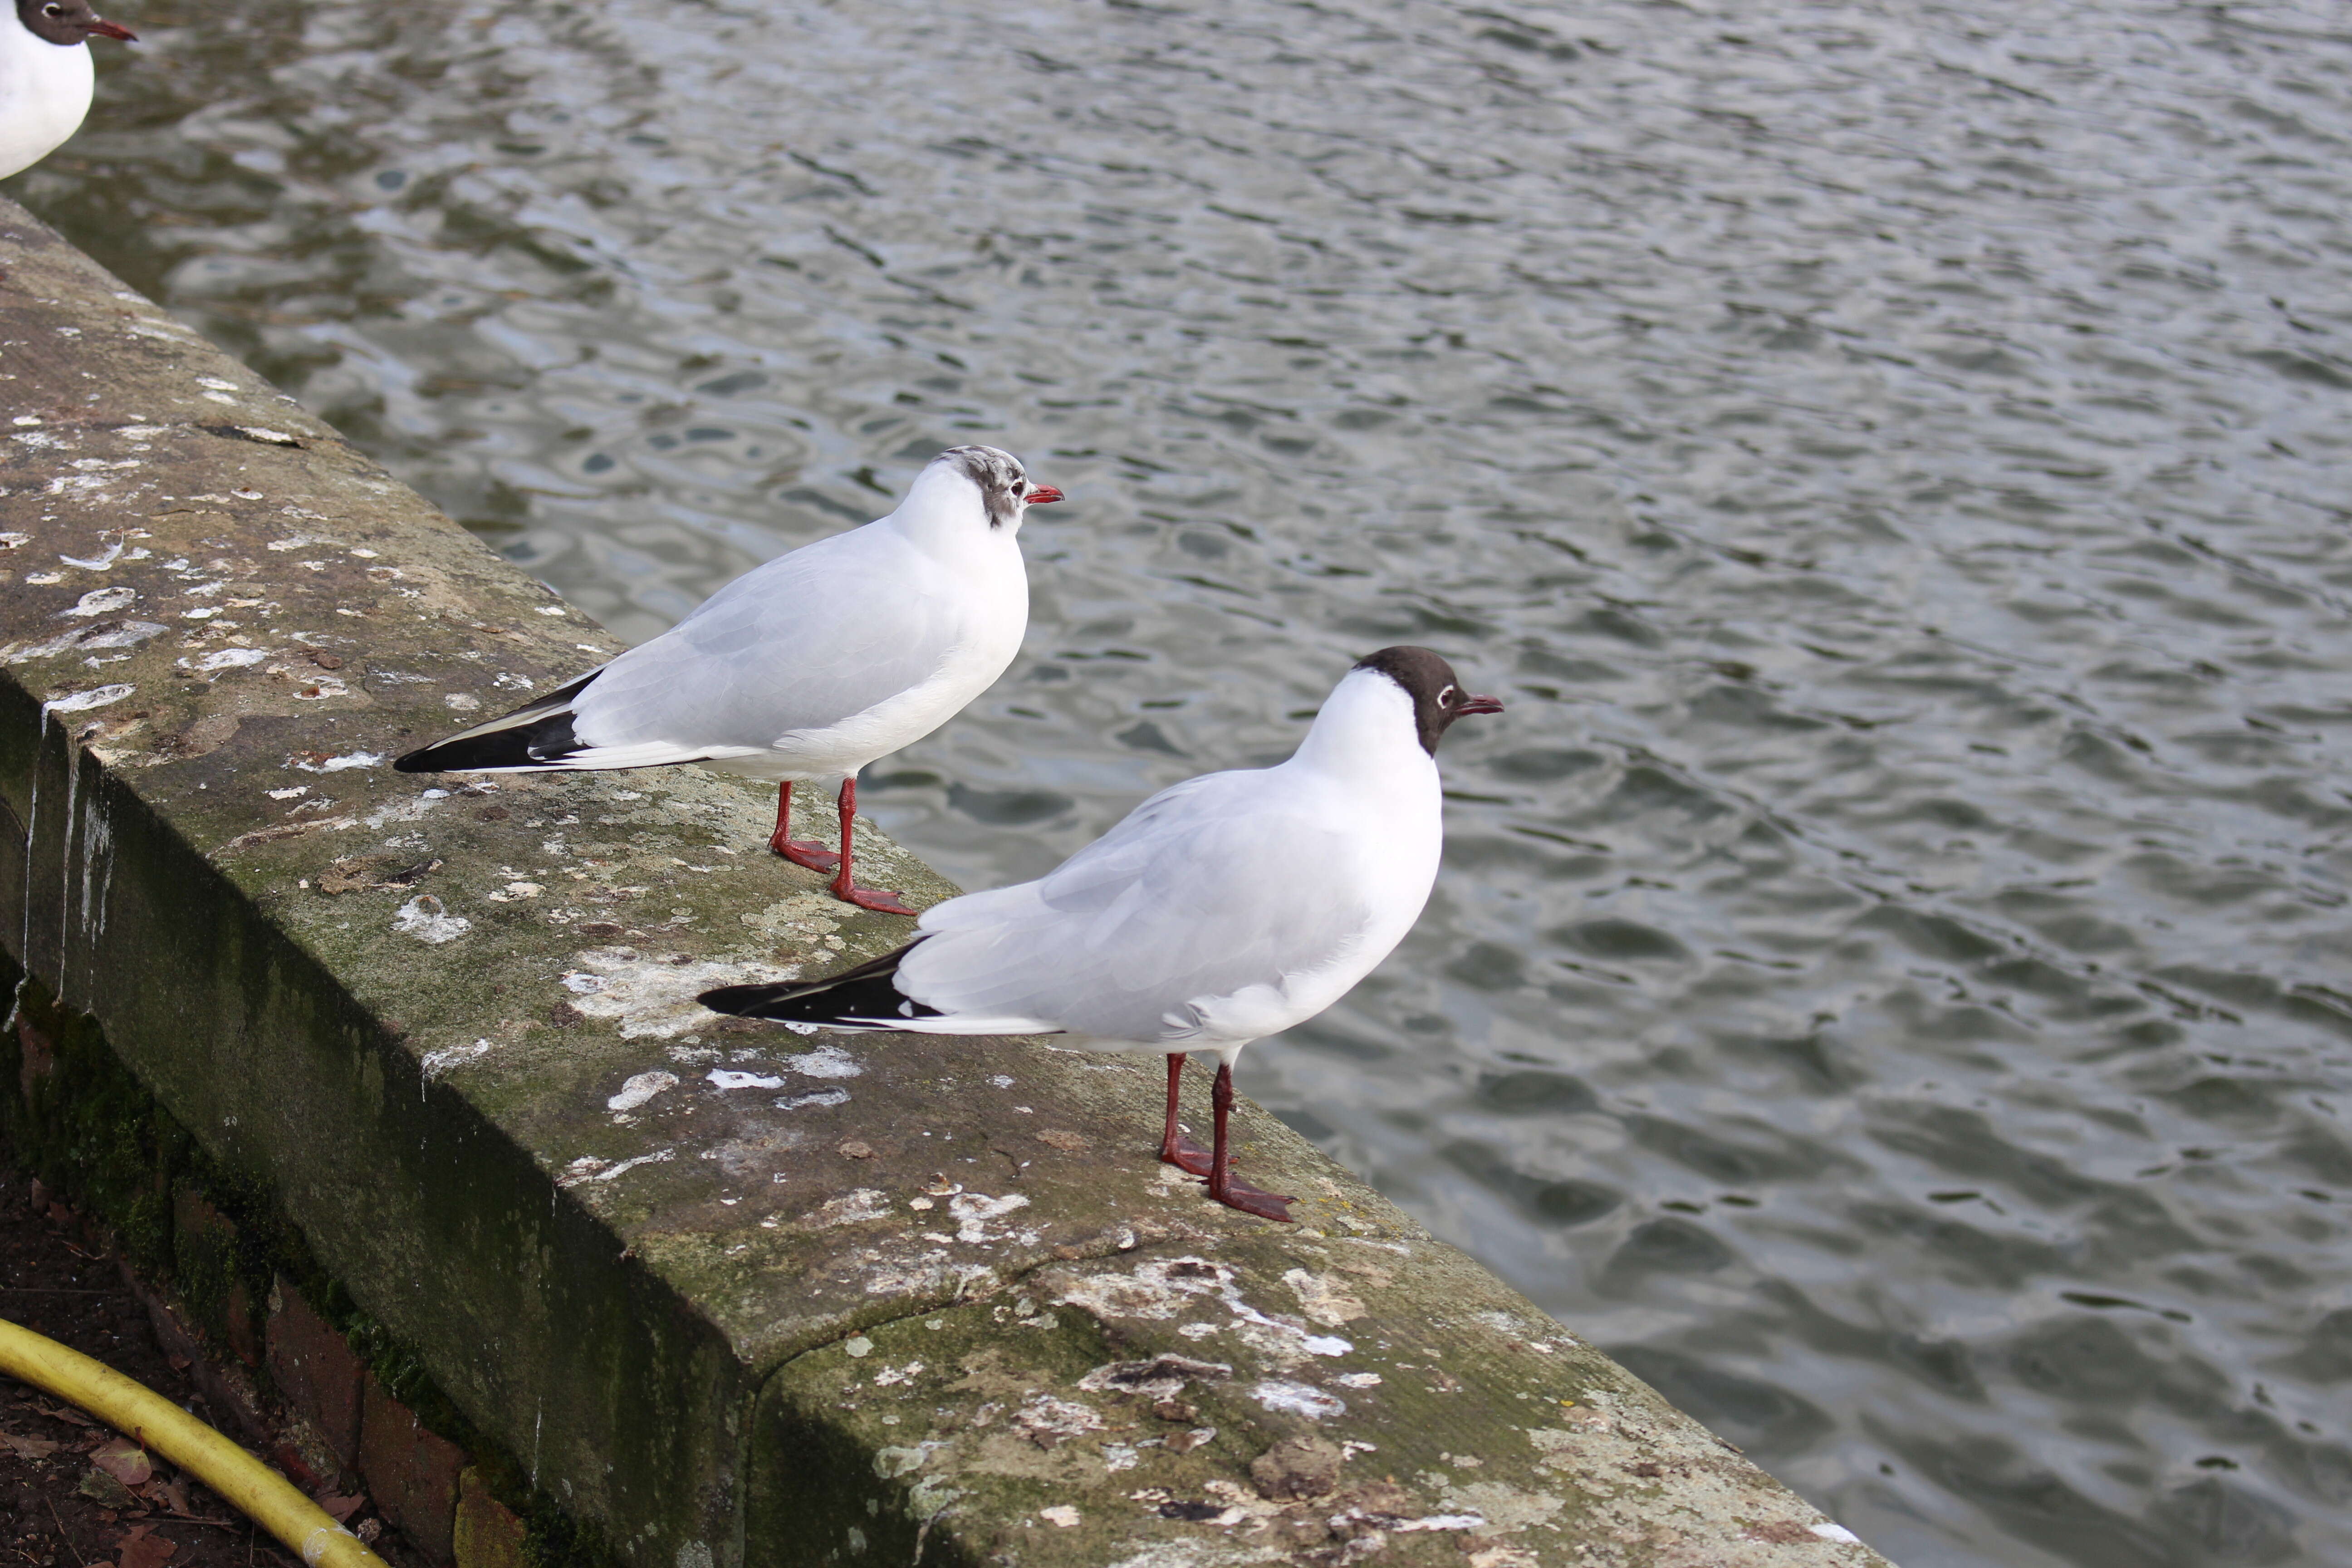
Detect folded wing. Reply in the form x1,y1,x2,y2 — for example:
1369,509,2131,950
397,527,968,773
571,528,969,753
894,769,1385,1045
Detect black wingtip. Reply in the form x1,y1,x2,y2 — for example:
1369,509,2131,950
698,981,794,1017
393,671,599,774
393,719,580,774
699,941,938,1026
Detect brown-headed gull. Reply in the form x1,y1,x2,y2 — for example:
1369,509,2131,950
0,0,137,181
697,647,1502,1219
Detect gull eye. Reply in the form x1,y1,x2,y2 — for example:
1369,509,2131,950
1438,685,1457,705
44,4,67,14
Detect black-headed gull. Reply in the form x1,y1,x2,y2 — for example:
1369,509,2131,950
698,646,1503,1220
396,445,1062,913
0,0,135,181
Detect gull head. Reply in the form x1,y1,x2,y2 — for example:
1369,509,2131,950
17,0,137,44
1353,645,1503,756
913,444,1062,533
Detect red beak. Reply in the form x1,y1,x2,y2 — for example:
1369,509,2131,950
86,19,137,40
1456,693,1504,715
1024,486,1063,505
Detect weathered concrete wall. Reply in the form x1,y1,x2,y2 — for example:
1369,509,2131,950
0,196,1896,1567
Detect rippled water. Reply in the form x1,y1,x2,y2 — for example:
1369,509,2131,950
20,0,2352,1560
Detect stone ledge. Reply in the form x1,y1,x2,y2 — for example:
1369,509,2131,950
0,196,1895,1566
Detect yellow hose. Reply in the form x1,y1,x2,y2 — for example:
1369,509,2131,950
0,1315,392,1568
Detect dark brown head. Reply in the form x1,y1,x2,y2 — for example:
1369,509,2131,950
16,0,136,44
1353,645,1503,756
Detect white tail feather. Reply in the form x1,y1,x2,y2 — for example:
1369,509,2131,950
837,1013,1061,1035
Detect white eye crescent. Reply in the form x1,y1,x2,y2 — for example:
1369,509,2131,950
1438,685,1457,705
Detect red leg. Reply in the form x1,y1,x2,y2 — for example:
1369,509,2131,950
827,778,919,915
1206,1061,1293,1221
767,780,841,871
1159,1053,1213,1176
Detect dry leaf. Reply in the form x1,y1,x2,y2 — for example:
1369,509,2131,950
114,1524,176,1568
36,1402,98,1428
312,1494,366,1524
0,1430,61,1461
92,1438,152,1488
78,1466,138,1509
318,854,395,894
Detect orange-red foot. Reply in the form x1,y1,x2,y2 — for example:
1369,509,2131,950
1209,1175,1294,1223
834,883,919,916
1159,1132,1214,1178
769,834,841,872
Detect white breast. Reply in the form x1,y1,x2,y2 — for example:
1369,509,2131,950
750,564,1028,779
0,25,93,181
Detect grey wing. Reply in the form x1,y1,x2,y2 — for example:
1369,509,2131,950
899,771,1381,1042
570,527,964,750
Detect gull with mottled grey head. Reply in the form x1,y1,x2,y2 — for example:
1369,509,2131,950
396,445,1063,913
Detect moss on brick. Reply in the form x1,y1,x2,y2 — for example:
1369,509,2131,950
4,960,187,1276
0,961,608,1568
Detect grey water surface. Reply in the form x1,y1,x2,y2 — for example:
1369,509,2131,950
18,0,2352,1561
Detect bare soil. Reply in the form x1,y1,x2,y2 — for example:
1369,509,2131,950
0,1152,412,1568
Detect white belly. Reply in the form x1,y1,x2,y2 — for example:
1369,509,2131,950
693,666,1001,783
695,585,1027,784
0,35,93,181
